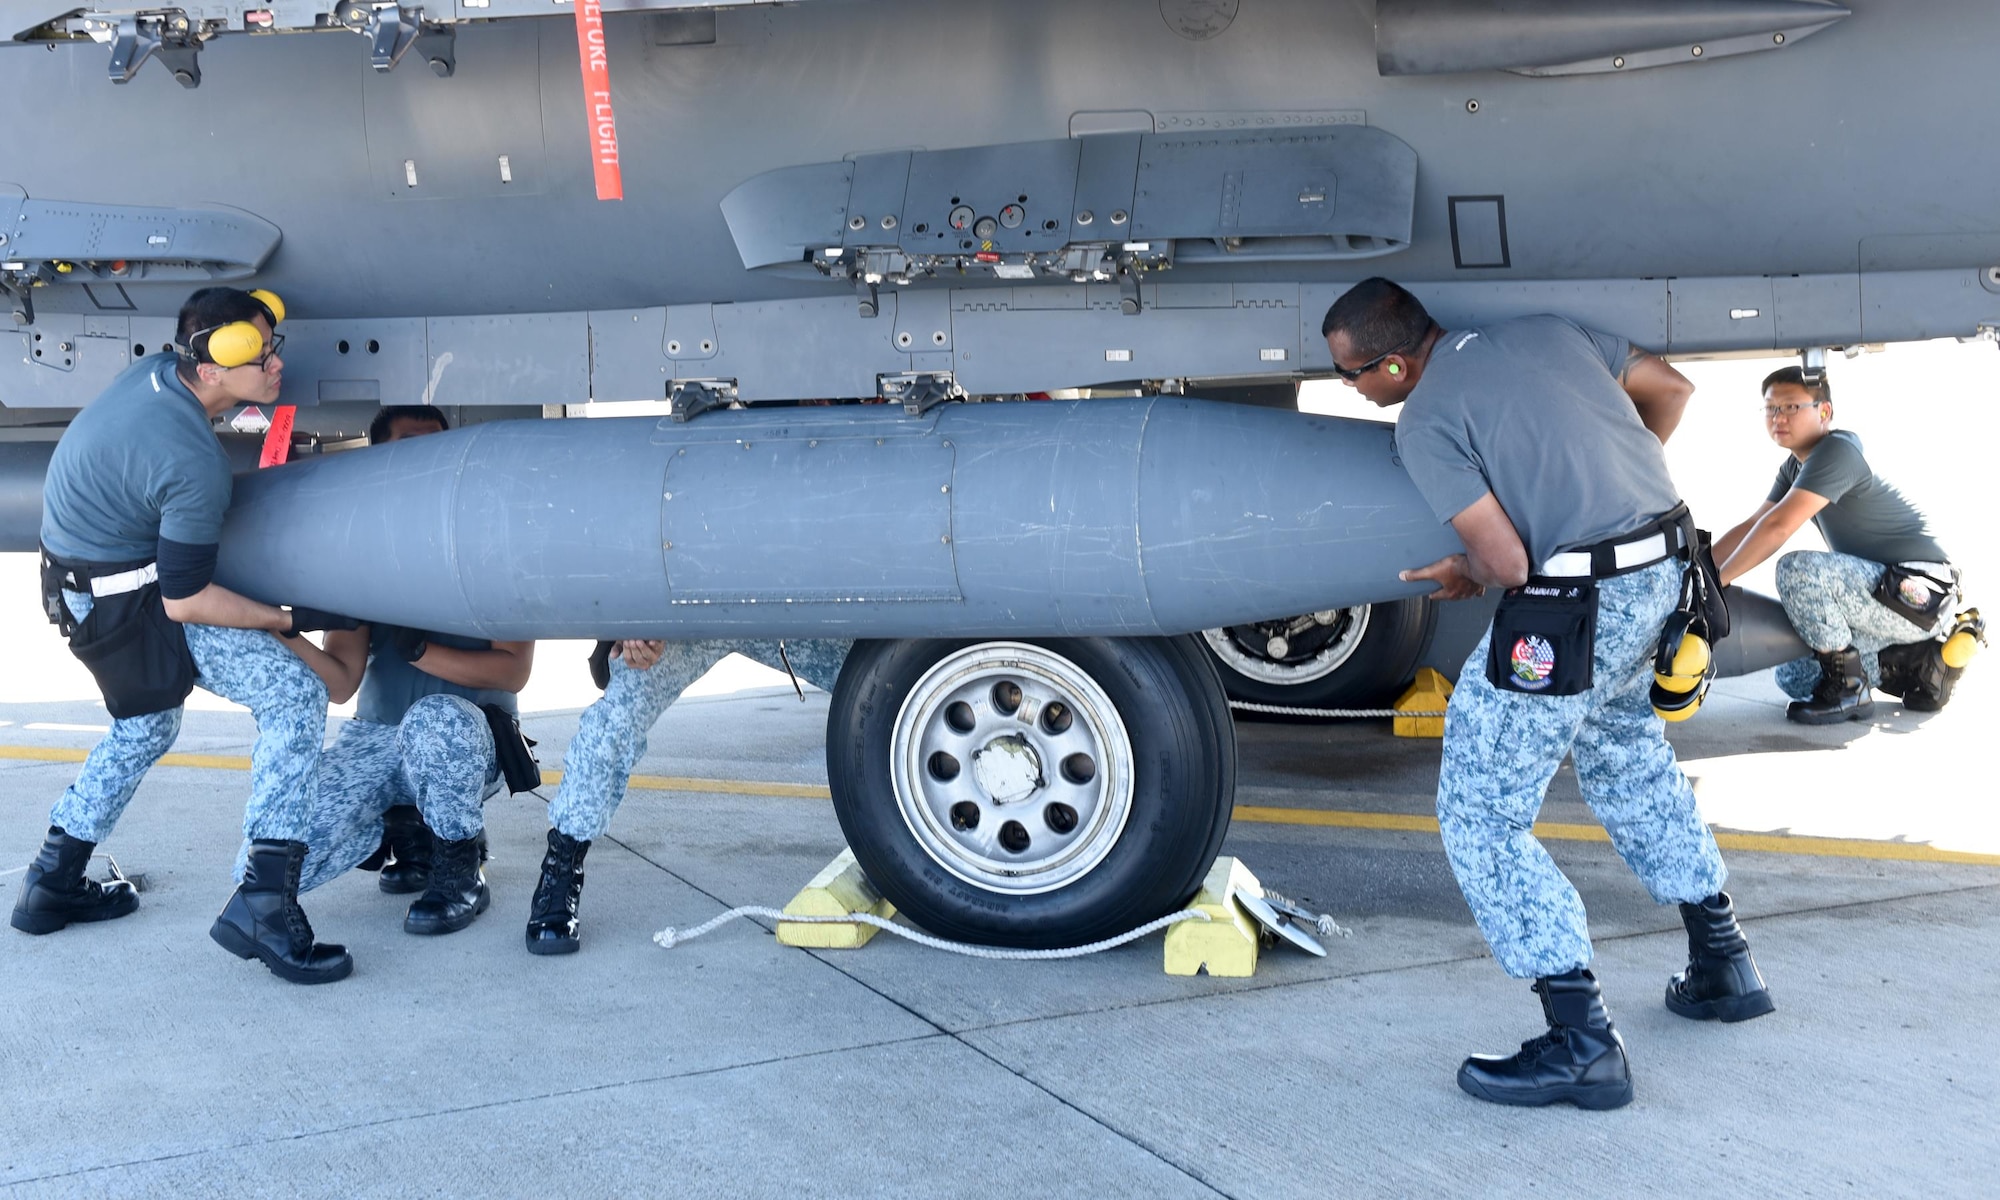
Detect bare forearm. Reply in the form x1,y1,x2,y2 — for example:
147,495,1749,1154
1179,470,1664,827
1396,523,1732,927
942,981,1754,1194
1712,515,1761,565
1717,521,1792,587
281,636,363,704
162,582,288,631
1461,548,1529,589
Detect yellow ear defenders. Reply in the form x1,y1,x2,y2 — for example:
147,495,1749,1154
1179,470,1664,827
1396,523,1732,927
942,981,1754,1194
1942,607,1985,670
185,289,286,368
1651,609,1716,722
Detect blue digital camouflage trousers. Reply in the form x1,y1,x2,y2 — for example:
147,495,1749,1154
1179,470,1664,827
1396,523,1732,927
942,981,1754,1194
547,640,850,842
1773,549,1948,701
275,694,502,893
1437,559,1727,979
49,590,327,846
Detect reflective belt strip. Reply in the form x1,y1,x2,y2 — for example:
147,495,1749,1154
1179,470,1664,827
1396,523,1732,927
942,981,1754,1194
1612,531,1668,569
1539,551,1593,577
1538,531,1672,578
89,563,158,597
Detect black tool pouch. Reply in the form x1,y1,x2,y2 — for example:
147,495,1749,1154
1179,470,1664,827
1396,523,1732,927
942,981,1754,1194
1873,563,1953,631
480,703,541,793
587,640,614,691
1689,529,1731,641
66,583,197,719
1486,579,1598,696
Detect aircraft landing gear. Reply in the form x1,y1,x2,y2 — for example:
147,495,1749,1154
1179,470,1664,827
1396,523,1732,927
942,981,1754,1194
827,636,1235,949
1202,597,1436,716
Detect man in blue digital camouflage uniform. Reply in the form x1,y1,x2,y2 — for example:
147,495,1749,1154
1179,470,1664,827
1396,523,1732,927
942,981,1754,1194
1323,278,1774,1110
15,286,359,986
1714,367,1970,723
525,637,849,954
269,406,534,936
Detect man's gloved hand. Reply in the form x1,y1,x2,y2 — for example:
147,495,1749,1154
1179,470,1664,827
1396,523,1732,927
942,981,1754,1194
388,625,430,663
282,606,362,637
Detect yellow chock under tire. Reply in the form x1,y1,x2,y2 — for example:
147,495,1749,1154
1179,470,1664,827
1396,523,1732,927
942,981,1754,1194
1393,667,1453,739
776,848,897,949
1163,857,1264,977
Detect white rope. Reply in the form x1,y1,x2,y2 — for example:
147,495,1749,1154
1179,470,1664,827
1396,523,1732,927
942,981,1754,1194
1228,701,1445,719
654,906,1211,959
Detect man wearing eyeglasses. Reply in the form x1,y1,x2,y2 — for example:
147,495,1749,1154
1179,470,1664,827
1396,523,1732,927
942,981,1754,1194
15,286,362,986
1322,278,1773,1112
1712,367,1964,722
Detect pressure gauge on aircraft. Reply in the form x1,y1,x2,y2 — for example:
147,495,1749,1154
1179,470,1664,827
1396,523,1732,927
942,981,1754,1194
999,203,1025,229
973,215,999,239
948,204,976,231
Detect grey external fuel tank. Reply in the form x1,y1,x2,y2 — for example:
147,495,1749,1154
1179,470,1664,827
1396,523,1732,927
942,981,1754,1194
215,398,1459,642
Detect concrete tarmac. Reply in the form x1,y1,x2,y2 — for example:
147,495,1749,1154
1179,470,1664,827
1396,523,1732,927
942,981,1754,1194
1,645,1993,1197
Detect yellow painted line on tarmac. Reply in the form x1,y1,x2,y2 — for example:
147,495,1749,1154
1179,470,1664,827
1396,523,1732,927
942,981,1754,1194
0,745,252,771
615,773,831,799
0,744,834,799
1233,805,2000,867
3,743,1990,866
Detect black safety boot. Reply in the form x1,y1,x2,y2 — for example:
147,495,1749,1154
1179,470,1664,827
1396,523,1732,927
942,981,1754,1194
403,833,490,935
376,804,434,895
1787,646,1874,724
1874,640,1922,701
209,840,353,984
1457,969,1634,1110
1882,612,1982,712
1666,892,1776,1023
9,826,139,935
525,828,590,956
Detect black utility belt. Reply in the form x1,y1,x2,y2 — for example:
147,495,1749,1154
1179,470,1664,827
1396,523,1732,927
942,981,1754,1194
1874,561,1957,632
1536,503,1694,581
1488,578,1598,696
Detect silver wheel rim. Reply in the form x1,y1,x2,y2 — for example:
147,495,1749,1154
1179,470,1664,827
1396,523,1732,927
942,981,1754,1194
890,642,1135,895
1202,605,1373,686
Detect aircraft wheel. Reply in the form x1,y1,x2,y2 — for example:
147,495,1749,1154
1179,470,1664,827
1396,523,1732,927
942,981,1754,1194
1201,597,1434,718
827,636,1236,948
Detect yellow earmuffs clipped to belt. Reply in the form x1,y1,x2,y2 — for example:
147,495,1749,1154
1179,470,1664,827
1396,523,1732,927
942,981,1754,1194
185,289,286,368
1651,608,1715,722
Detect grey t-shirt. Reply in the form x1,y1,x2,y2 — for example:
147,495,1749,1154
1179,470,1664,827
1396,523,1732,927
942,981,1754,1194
1393,315,1682,567
1767,430,1946,565
40,353,231,563
355,624,521,726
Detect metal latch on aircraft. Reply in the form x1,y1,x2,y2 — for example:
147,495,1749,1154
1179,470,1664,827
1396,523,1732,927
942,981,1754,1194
75,11,208,88
878,372,963,417
334,2,455,77
667,379,739,424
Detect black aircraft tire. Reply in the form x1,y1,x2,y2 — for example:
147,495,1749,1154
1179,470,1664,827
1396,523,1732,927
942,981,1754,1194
1204,597,1435,717
826,635,1237,949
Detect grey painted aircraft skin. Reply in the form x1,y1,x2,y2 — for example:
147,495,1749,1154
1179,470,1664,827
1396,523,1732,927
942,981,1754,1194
0,0,1996,415
0,0,1974,944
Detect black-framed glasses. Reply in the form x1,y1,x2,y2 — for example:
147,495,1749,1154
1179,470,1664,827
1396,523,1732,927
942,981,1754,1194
1762,399,1824,418
232,332,284,369
1332,336,1414,382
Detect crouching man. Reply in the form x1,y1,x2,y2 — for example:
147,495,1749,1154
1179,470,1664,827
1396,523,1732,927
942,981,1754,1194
526,638,849,954
1713,368,1972,722
272,406,534,933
